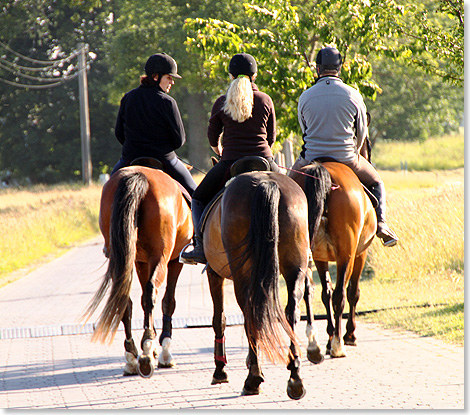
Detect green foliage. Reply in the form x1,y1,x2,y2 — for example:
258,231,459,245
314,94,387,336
0,0,464,183
397,0,464,85
366,56,464,142
0,0,119,183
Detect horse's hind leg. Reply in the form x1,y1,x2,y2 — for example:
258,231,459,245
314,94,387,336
315,260,335,355
207,267,228,384
344,251,367,346
304,265,323,364
283,270,307,400
122,298,139,376
137,260,163,378
242,338,264,396
157,258,183,368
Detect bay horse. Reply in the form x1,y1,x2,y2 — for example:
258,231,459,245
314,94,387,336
82,165,193,377
202,169,320,400
290,160,377,358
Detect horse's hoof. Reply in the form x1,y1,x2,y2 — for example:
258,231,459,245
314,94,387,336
307,349,324,364
123,351,138,375
211,369,229,385
287,378,306,400
157,361,175,369
330,336,347,358
330,349,347,358
137,356,155,378
344,335,357,346
241,386,260,396
212,376,229,385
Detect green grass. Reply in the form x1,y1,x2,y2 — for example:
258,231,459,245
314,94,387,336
372,132,464,171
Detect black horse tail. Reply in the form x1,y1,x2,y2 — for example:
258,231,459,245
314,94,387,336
84,171,149,344
244,179,296,364
304,162,332,243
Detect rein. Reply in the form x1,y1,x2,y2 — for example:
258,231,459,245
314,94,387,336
278,165,340,190
177,156,340,190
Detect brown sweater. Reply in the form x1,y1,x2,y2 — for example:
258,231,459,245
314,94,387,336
207,84,276,161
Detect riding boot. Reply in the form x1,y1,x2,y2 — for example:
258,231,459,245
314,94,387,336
369,182,399,247
180,199,207,264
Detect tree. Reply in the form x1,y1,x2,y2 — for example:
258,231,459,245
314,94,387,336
366,55,463,142
184,0,464,148
0,0,118,183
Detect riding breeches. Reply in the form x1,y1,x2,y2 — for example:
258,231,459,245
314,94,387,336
193,157,279,207
111,156,197,196
288,154,382,188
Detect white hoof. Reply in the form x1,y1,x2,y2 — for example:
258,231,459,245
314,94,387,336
158,337,175,368
123,351,138,375
330,335,347,358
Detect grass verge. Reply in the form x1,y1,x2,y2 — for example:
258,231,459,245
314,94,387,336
301,168,464,346
0,184,102,287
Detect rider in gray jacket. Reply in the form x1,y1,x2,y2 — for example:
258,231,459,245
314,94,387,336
289,47,398,247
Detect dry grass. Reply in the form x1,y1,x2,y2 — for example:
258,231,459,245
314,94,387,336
303,168,464,345
0,184,102,287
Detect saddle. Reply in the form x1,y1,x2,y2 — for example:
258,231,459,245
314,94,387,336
198,156,272,234
130,157,192,206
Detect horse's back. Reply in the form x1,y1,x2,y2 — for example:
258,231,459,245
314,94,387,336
204,171,309,278
100,166,193,262
314,162,376,261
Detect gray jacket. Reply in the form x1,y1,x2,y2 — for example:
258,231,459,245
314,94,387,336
298,76,368,163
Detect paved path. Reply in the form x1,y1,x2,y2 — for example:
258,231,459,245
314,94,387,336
0,237,464,410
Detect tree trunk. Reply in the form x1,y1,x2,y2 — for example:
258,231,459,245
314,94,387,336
183,90,211,172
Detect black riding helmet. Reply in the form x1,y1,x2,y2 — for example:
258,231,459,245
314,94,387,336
229,53,257,81
316,47,342,72
144,53,182,78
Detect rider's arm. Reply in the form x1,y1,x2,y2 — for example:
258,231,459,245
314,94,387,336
355,99,368,152
163,97,186,150
207,96,225,153
266,96,277,147
115,96,126,145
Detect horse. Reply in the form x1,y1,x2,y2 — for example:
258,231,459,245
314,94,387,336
201,168,321,400
289,160,377,358
82,165,193,377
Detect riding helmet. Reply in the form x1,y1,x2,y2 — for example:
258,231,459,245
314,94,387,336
229,53,257,79
316,47,342,71
144,53,182,78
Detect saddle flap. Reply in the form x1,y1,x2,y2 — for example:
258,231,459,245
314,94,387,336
230,156,271,177
130,157,163,170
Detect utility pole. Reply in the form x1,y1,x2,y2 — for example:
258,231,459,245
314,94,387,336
78,42,92,185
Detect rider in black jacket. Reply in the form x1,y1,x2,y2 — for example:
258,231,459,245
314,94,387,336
111,53,197,195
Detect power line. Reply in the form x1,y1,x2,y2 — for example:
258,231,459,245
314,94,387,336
0,40,84,66
0,43,93,89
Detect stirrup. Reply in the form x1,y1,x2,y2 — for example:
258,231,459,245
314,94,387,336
376,223,398,247
179,243,207,265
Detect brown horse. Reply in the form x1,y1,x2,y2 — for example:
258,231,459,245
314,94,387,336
290,161,377,358
202,170,319,400
82,166,193,377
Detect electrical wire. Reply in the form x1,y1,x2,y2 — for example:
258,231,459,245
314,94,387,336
0,43,92,89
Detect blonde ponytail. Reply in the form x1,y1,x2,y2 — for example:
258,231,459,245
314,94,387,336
223,76,254,123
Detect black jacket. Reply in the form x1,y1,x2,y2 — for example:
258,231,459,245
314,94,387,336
115,84,186,161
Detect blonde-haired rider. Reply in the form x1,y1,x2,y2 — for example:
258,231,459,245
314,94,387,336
181,53,279,264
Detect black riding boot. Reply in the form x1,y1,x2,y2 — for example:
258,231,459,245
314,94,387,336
369,182,399,247
180,199,207,264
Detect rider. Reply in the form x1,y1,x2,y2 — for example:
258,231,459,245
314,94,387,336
180,52,279,264
289,46,398,247
111,53,197,195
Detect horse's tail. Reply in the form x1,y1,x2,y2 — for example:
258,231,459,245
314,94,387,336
244,179,296,364
84,171,149,344
304,162,332,243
